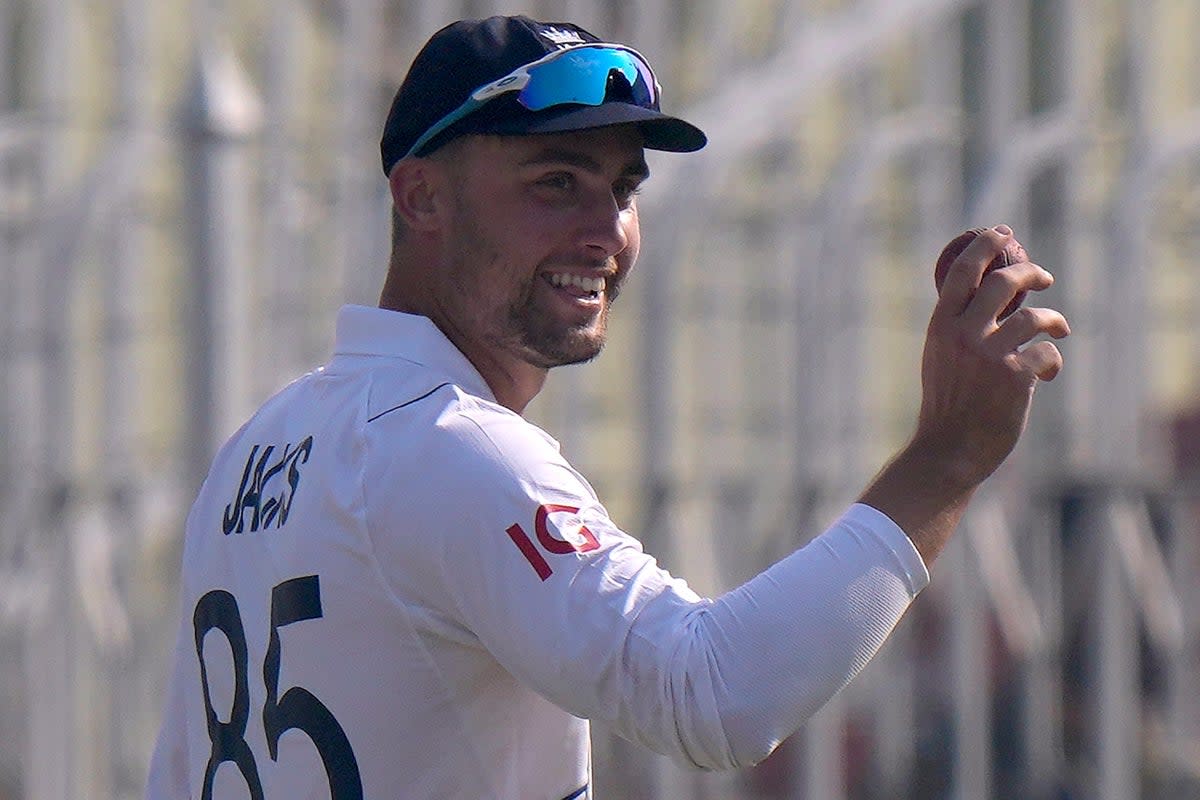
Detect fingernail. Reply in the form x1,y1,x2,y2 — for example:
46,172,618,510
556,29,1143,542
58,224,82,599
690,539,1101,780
994,224,1012,235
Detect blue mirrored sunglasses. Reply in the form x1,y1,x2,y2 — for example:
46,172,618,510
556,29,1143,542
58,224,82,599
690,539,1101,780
404,44,661,159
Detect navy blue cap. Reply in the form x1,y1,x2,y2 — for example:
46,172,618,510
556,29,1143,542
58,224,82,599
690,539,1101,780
380,15,707,175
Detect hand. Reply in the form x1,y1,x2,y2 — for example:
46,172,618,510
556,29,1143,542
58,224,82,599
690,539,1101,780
858,225,1069,564
914,224,1070,490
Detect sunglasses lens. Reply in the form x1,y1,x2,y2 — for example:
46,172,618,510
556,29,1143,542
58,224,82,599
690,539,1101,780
403,46,661,159
518,48,657,111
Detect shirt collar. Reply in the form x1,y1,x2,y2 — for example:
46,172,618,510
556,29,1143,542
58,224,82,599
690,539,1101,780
332,305,496,402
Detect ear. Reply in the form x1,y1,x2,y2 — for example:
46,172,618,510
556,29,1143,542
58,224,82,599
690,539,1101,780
388,159,444,233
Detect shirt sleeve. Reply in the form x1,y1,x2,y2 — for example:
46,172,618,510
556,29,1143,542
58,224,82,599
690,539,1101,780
364,398,929,770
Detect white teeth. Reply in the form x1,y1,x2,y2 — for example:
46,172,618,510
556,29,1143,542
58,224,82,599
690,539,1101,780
548,273,606,293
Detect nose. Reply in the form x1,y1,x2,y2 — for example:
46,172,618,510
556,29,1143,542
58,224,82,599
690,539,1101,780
580,191,630,261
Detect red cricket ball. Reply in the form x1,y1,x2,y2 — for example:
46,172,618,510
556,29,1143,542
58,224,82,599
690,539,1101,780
933,228,1028,320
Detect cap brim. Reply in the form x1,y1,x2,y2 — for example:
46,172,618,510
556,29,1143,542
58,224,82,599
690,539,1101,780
486,103,707,152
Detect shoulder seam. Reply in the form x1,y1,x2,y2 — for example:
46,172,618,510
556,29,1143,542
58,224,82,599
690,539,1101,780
366,382,453,423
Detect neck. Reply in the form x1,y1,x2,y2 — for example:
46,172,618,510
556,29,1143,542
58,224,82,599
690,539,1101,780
379,289,546,416
458,343,548,415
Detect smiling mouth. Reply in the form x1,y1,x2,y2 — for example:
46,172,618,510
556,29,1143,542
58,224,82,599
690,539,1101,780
544,272,606,299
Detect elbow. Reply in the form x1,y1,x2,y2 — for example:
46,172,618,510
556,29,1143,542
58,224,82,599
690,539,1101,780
714,698,826,769
654,621,838,771
703,649,853,769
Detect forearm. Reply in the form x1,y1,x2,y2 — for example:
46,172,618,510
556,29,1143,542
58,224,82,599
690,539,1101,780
856,439,978,565
622,504,928,768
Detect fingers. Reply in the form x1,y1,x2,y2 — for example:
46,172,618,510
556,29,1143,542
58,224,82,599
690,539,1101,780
985,306,1071,356
930,224,1070,386
937,226,1057,324
963,260,1055,326
936,226,1012,316
1013,340,1065,381
993,308,1068,382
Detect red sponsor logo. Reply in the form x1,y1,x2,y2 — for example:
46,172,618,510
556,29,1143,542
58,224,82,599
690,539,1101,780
505,504,599,581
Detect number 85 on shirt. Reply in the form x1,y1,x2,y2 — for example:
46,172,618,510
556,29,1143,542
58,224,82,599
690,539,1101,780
193,575,363,799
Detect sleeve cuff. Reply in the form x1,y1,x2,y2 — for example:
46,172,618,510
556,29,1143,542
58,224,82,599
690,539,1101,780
845,502,931,595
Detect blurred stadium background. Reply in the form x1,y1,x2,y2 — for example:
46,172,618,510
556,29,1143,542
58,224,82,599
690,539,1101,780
2,0,1200,798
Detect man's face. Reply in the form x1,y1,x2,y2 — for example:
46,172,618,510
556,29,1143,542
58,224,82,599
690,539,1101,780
432,126,647,370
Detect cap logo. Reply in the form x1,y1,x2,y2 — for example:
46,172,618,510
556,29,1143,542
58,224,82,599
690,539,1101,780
538,26,587,47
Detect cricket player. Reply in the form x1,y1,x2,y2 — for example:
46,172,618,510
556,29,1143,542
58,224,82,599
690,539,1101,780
145,14,1069,799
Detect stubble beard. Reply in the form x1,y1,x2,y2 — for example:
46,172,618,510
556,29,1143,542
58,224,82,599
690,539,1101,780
512,287,611,369
448,198,619,370
446,251,612,369
515,251,627,368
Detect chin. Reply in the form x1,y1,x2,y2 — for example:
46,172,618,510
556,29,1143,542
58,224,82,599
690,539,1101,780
524,329,606,368
553,347,604,367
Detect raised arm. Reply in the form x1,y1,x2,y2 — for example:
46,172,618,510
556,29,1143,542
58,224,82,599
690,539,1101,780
858,224,1070,564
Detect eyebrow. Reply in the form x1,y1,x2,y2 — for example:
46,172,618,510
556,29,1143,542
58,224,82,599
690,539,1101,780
519,147,651,182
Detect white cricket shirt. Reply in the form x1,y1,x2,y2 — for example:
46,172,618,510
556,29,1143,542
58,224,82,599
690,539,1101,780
145,305,929,800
